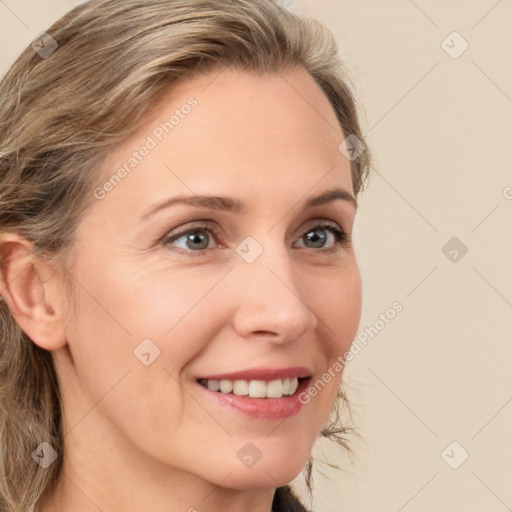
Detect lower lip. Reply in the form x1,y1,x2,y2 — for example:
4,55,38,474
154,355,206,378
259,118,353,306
195,378,311,420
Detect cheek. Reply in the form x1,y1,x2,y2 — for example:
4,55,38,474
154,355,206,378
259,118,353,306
117,268,229,360
60,263,224,453
59,259,213,409
315,263,362,357
297,262,361,423
74,257,222,343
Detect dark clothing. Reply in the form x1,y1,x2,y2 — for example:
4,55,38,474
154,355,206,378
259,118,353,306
272,485,310,512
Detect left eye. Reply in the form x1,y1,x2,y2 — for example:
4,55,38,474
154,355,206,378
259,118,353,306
295,224,348,250
163,222,349,254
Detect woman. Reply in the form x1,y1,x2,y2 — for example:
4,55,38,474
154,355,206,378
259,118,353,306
0,1,371,511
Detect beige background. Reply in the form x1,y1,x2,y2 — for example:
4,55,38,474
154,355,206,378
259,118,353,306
1,1,511,511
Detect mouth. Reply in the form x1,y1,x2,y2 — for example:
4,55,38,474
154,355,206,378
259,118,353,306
194,369,313,420
196,376,311,399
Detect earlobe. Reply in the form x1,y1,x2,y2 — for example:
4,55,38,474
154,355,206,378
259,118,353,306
0,233,68,351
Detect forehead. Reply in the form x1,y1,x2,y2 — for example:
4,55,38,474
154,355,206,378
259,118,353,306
92,67,353,218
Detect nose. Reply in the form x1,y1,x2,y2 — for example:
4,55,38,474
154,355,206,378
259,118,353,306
231,242,318,344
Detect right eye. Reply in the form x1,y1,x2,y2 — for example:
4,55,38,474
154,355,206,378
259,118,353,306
162,221,222,255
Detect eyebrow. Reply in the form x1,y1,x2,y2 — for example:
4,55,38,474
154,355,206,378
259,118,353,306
140,187,357,221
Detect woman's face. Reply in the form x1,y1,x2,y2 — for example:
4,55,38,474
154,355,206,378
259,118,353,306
55,66,362,491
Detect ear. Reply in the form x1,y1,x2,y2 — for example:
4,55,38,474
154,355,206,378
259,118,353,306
0,232,68,351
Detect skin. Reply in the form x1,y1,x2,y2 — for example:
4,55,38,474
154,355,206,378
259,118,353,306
0,66,362,512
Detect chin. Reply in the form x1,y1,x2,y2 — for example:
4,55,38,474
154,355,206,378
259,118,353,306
222,468,305,491
217,449,310,490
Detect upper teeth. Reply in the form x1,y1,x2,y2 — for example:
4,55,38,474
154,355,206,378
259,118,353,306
199,377,300,398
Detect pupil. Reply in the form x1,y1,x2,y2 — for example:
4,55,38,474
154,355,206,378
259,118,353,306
187,232,208,250
306,229,326,248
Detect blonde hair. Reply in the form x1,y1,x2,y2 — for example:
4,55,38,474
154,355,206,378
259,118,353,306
0,1,371,510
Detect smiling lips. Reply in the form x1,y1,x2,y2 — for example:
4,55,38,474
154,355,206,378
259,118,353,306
196,366,312,400
198,377,303,398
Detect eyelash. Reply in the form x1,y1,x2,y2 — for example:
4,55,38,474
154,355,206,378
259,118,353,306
161,220,351,256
